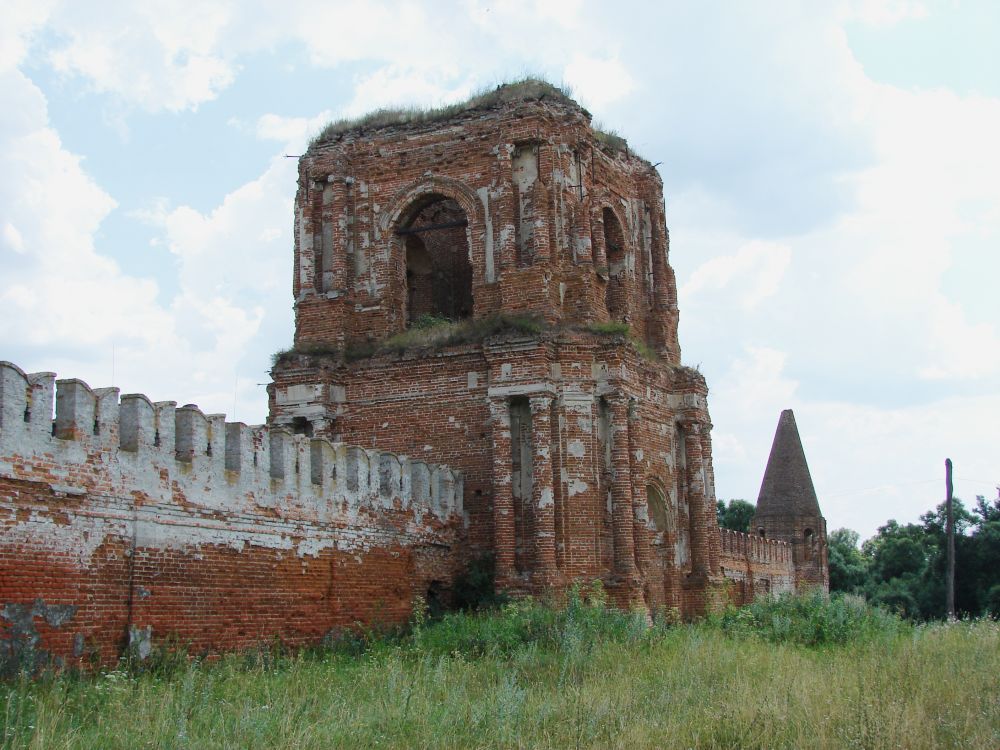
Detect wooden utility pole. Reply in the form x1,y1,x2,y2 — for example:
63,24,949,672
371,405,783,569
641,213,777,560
945,458,955,620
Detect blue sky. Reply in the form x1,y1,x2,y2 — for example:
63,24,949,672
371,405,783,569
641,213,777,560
2,0,997,539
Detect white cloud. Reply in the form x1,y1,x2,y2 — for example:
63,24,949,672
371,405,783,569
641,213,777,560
0,71,170,352
0,0,55,71
680,240,791,311
0,60,294,423
2,222,25,254
563,55,635,110
255,111,333,144
840,0,929,26
834,83,1000,379
44,2,236,113
802,393,999,536
341,66,475,119
134,153,297,421
707,343,997,538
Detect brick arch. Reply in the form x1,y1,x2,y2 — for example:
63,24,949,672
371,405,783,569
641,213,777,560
379,176,484,236
589,193,634,263
380,177,486,328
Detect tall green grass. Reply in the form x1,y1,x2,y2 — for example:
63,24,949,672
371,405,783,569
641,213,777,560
713,591,908,646
2,592,997,749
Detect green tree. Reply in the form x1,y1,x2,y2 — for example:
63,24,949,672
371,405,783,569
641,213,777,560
861,518,935,618
716,499,756,533
968,494,1000,616
858,495,1000,620
827,528,868,594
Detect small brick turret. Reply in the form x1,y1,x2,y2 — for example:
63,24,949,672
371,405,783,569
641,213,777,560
752,409,829,592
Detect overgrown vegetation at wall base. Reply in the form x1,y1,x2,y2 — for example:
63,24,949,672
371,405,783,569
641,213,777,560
2,593,997,749
713,591,907,646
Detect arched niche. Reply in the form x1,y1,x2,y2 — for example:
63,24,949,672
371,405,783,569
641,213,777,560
647,482,673,535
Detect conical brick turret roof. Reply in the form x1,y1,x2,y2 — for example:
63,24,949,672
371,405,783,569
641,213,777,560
755,409,821,518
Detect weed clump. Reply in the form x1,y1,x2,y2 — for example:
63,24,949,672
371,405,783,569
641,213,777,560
586,321,658,361
587,321,630,336
411,582,649,658
345,314,543,361
311,78,579,148
271,342,340,368
451,555,508,612
593,125,628,154
712,591,907,647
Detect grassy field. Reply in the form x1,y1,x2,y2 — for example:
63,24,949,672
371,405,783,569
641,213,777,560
2,593,998,749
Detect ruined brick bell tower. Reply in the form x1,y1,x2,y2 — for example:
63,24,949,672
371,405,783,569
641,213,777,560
0,83,833,672
268,81,725,615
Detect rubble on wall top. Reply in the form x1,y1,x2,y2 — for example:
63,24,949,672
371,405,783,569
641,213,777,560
310,79,582,148
307,78,637,157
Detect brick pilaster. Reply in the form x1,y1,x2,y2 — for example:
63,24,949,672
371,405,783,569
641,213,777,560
489,397,516,587
529,395,557,586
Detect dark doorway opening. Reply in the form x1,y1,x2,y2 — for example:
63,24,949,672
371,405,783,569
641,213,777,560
400,196,473,325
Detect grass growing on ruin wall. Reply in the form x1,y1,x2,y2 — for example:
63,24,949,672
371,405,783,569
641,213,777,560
345,314,545,361
3,593,998,749
587,321,659,361
307,76,631,156
310,78,578,147
273,316,660,366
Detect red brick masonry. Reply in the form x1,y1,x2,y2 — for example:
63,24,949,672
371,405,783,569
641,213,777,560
1,85,821,671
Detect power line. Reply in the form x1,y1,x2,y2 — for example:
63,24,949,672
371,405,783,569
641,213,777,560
825,476,998,499
825,478,939,498
954,477,999,486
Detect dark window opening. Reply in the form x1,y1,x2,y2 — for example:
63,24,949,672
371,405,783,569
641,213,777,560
758,527,766,538
603,208,627,321
401,196,473,325
292,417,313,437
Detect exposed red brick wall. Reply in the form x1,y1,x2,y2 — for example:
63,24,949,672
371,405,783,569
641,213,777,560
1,86,824,671
1,474,452,670
270,87,818,620
0,361,461,671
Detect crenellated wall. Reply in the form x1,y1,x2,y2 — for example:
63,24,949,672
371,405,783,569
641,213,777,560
0,361,463,672
718,528,795,604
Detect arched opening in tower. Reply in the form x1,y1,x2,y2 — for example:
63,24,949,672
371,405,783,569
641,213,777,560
603,208,627,321
399,196,473,326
